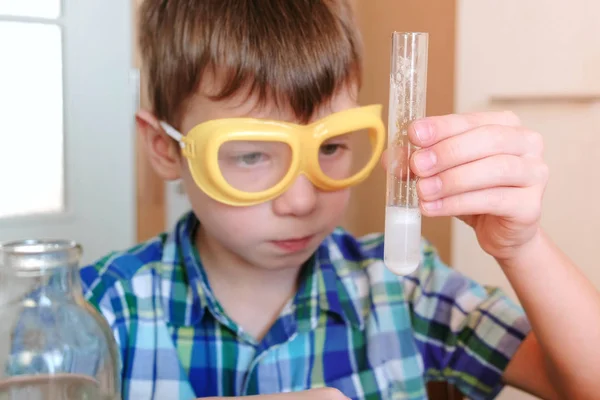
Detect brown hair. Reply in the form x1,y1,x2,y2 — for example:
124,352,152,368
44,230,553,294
137,0,363,128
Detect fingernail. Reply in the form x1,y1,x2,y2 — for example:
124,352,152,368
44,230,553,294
422,199,442,211
413,121,432,143
419,176,441,196
413,150,436,172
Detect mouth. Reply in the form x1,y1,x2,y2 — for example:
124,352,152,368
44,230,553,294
270,235,315,253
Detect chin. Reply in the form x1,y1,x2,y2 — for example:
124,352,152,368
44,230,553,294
258,247,318,271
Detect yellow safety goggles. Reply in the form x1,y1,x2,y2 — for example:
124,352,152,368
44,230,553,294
160,104,385,206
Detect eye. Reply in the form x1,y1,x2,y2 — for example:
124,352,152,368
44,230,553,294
320,142,348,156
234,152,267,166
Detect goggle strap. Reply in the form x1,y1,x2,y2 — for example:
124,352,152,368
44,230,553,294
159,121,185,148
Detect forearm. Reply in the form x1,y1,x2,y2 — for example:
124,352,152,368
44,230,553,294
500,229,600,398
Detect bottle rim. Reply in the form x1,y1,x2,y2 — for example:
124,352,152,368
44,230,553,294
0,239,82,274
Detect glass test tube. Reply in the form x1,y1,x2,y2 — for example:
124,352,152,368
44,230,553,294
383,32,429,275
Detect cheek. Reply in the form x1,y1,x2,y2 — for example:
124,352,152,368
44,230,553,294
204,207,263,239
184,177,269,239
318,189,351,220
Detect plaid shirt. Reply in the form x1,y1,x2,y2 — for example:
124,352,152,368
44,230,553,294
80,212,531,400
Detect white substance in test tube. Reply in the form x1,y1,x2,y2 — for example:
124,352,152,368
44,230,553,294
383,206,422,275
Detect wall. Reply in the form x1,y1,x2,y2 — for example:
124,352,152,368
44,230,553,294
454,1,600,399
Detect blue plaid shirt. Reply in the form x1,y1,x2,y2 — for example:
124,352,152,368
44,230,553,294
80,211,531,400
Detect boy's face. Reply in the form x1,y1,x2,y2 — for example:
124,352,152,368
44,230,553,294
138,88,359,271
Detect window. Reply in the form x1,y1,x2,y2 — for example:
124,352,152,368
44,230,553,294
0,3,64,219
0,1,60,19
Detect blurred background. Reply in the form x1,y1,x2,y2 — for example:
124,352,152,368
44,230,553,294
1,1,599,399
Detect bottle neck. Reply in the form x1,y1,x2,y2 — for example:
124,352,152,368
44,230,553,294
1,264,84,309
36,264,82,299
0,239,83,306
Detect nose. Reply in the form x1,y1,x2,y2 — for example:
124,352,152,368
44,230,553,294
271,175,318,217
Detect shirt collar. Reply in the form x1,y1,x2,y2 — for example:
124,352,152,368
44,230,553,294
162,212,364,330
294,242,364,330
160,212,211,326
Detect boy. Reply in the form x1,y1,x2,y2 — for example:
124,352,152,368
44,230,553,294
80,1,600,399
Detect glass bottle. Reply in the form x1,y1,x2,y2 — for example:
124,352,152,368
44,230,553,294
0,239,121,400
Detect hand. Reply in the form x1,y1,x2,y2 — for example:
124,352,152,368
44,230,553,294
382,111,549,262
200,388,350,400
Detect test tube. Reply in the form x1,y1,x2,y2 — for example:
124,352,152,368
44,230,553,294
383,32,429,275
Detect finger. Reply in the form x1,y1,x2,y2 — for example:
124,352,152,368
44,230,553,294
410,125,544,178
417,155,546,202
408,110,522,147
420,187,541,221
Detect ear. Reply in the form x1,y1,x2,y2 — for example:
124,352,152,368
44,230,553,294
136,109,182,181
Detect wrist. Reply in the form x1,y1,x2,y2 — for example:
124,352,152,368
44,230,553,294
496,228,547,270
